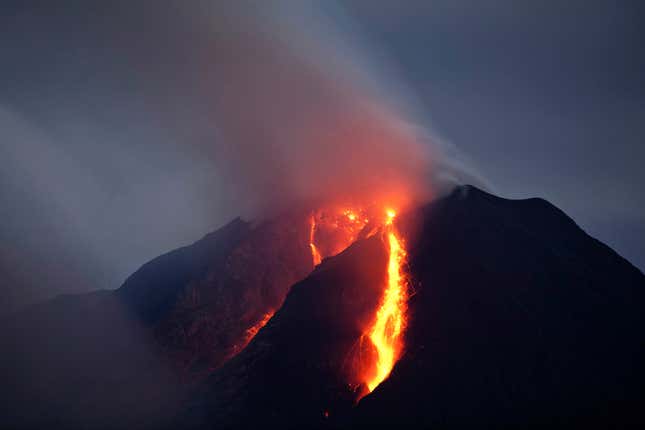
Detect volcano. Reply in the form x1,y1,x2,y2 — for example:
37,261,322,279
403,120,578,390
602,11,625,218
2,185,644,428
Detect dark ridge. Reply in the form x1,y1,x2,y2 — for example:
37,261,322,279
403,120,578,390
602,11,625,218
116,217,251,323
1,212,315,428
355,184,645,427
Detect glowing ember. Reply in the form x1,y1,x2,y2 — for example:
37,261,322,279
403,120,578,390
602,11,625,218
245,312,274,340
385,208,396,223
344,209,358,221
308,207,369,265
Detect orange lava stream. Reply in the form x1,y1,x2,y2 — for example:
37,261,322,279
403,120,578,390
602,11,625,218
310,243,322,266
228,311,275,360
307,206,408,396
364,210,408,392
309,214,322,266
245,312,274,340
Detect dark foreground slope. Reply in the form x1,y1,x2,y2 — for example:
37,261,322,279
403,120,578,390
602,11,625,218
0,218,251,428
182,185,645,428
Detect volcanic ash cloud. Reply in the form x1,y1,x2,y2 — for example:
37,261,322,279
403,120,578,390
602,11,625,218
203,3,442,218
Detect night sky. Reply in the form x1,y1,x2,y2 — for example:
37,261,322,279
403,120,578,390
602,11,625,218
1,0,643,313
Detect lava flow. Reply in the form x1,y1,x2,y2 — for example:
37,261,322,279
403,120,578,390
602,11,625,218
308,206,409,397
228,311,275,359
364,209,408,392
309,214,322,266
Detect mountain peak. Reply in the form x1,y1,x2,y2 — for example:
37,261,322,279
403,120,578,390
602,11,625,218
3,187,644,428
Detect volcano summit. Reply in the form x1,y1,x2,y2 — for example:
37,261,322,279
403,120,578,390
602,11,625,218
2,186,644,428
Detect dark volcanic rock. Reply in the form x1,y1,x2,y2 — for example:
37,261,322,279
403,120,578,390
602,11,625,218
356,186,645,427
115,217,251,324
144,212,314,375
182,185,645,428
113,212,316,377
181,234,389,429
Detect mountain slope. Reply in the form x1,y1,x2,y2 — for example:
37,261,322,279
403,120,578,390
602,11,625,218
182,185,645,428
1,213,315,428
2,185,643,428
355,185,645,427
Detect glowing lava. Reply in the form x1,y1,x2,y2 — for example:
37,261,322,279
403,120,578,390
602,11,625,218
229,312,275,358
308,208,369,265
364,209,408,392
308,205,409,396
309,214,322,266
245,312,274,340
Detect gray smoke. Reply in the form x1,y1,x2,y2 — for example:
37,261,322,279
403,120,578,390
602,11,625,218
0,1,482,313
201,1,485,217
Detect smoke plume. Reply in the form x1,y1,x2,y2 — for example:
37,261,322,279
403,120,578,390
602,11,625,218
200,2,461,218
1,1,484,311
